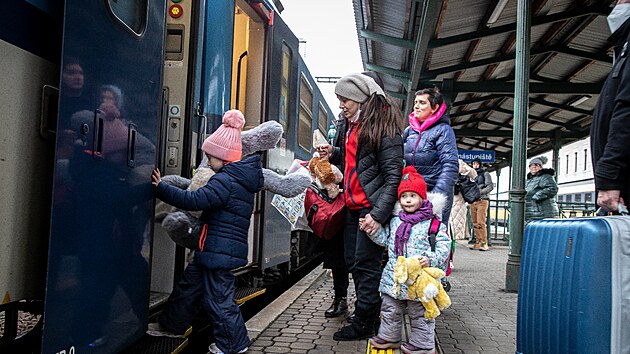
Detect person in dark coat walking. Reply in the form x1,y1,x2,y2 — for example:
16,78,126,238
316,73,404,341
149,110,263,354
525,156,559,224
591,0,630,213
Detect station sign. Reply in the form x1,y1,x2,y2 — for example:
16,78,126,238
458,150,495,163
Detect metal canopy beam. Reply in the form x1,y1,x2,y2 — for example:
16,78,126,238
405,0,443,113
365,62,410,79
452,94,503,107
421,45,611,79
528,97,593,115
428,4,609,48
454,128,585,139
423,80,603,94
359,29,416,49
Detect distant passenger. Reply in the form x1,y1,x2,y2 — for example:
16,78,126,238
525,156,559,223
591,0,630,213
366,166,450,354
149,110,263,354
316,72,404,341
469,158,493,251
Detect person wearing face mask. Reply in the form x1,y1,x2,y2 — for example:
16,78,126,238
591,0,630,213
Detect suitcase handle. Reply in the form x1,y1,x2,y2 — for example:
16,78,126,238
595,203,628,216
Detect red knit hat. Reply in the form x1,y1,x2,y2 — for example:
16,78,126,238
202,110,245,162
398,166,427,200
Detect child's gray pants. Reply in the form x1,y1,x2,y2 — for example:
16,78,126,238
377,294,435,349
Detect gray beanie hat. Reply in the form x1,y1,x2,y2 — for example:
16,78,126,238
335,73,385,103
528,156,547,167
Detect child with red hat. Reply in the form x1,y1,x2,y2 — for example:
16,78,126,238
360,166,451,354
150,109,261,354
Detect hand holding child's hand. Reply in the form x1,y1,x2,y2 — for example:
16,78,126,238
418,256,430,268
359,218,365,229
360,214,380,236
151,168,161,187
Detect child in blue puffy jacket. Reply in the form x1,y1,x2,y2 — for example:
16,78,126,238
362,166,450,354
149,110,263,354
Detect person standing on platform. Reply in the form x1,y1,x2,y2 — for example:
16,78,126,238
367,166,450,354
316,72,403,341
591,0,630,213
403,88,458,226
469,158,493,251
525,156,559,224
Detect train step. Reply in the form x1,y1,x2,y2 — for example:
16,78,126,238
235,287,266,305
121,334,188,354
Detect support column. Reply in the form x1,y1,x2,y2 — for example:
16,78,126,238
505,0,531,292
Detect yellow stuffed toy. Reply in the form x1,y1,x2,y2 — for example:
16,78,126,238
393,256,451,320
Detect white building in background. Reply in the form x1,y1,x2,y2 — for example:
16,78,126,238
490,137,595,205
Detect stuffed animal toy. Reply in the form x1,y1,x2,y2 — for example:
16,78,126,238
307,152,343,199
393,256,451,320
156,120,312,249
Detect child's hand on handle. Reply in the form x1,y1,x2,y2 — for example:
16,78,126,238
418,256,429,268
315,144,332,158
151,168,161,187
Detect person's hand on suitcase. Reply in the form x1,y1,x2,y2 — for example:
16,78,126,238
597,190,625,212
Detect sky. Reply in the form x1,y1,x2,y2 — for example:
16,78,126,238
279,1,364,112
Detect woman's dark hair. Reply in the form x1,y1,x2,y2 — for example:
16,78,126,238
415,87,444,110
358,93,404,152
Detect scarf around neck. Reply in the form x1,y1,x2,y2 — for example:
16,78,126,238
408,102,447,134
394,199,434,256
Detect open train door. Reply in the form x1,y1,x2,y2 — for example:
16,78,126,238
259,13,300,269
42,1,165,353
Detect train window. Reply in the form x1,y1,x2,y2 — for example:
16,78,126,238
107,0,148,36
574,193,582,203
318,103,328,136
298,77,313,151
279,44,291,131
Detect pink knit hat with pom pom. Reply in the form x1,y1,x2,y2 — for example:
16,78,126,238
202,109,245,162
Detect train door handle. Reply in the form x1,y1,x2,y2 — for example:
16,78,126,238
128,123,137,167
93,109,104,160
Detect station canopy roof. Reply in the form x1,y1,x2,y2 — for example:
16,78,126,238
352,0,615,170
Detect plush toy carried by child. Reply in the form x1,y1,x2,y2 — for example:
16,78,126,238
156,119,311,249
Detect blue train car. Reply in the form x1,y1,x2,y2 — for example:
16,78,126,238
0,0,334,352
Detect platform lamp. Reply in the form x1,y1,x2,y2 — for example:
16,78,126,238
487,0,510,25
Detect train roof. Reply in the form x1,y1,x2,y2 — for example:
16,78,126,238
352,0,614,170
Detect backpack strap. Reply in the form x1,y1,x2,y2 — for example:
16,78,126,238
428,216,441,252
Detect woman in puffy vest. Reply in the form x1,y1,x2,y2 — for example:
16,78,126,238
525,156,559,223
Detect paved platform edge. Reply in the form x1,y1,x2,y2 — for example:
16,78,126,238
245,264,326,341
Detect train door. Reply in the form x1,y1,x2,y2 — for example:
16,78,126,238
231,0,271,268
260,14,300,269
43,1,165,353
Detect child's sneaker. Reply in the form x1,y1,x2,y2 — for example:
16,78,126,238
479,242,489,251
400,342,435,354
369,336,400,349
208,343,248,354
146,323,190,338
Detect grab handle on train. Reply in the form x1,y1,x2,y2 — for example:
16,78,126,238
127,123,137,167
93,109,104,160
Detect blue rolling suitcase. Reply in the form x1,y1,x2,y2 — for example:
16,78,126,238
516,216,630,354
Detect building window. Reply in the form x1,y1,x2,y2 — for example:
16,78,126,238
574,152,578,172
584,149,588,171
565,154,569,175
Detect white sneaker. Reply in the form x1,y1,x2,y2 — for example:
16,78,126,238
208,343,248,354
146,323,186,338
